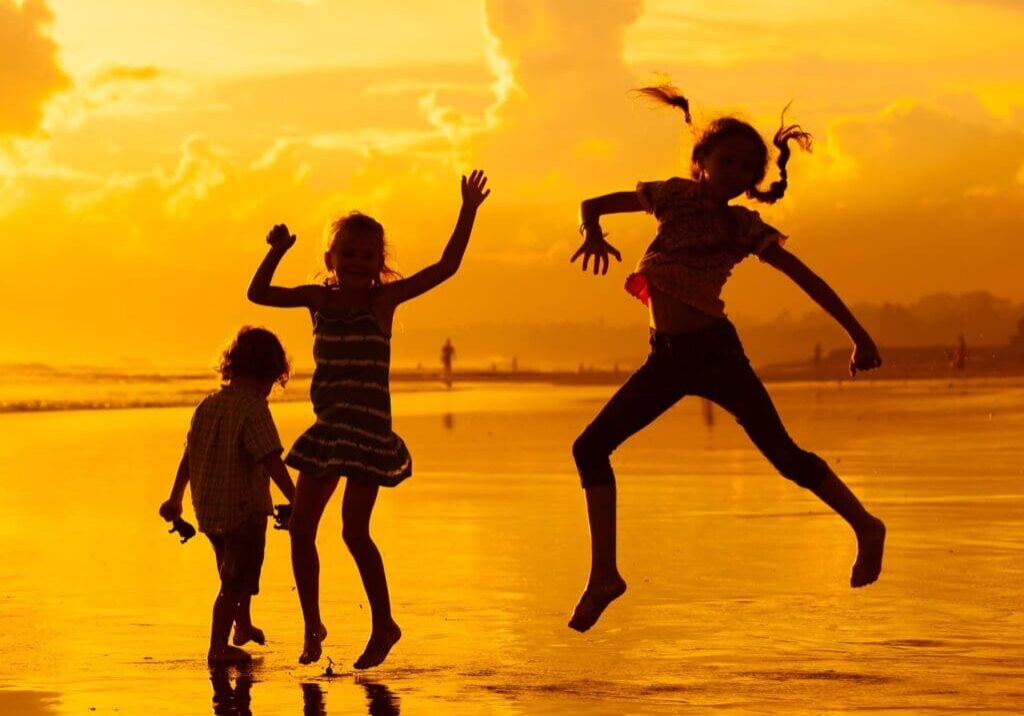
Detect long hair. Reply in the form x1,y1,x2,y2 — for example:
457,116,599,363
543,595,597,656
323,211,402,287
637,83,812,204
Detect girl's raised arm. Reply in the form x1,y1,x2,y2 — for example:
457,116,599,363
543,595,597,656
381,170,490,306
572,191,645,275
760,241,882,376
247,224,325,309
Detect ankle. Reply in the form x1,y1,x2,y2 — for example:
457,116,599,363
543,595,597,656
589,570,622,585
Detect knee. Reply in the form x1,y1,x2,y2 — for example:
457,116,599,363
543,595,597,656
773,447,829,490
341,523,371,551
572,429,607,469
572,431,615,489
288,518,316,544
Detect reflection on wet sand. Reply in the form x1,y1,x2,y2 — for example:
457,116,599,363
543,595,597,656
1,380,1022,714
301,680,400,716
360,680,401,715
0,690,60,716
301,682,325,716
210,666,252,716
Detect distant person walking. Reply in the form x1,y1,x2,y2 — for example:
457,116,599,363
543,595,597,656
700,397,715,427
952,333,968,370
567,85,885,632
248,171,490,668
441,338,456,387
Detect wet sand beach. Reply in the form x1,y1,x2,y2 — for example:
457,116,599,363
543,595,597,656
1,379,1022,714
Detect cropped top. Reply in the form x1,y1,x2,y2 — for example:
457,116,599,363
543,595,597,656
626,177,786,317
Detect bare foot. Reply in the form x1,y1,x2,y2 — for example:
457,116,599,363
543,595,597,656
568,576,627,632
851,516,886,588
298,623,328,665
232,624,265,647
353,622,402,670
208,644,251,664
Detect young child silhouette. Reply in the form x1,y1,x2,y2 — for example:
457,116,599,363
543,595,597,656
568,86,886,632
159,326,296,662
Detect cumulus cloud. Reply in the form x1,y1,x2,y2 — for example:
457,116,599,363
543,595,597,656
735,98,1024,317
164,136,236,217
820,100,1024,204
0,0,69,136
3,0,1024,366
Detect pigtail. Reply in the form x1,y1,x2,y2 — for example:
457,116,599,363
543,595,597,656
635,84,692,125
748,103,813,204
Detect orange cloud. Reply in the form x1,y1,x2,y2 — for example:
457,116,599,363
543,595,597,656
92,65,164,85
2,0,1023,368
0,0,69,136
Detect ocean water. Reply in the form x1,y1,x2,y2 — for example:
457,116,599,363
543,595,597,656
0,378,1022,714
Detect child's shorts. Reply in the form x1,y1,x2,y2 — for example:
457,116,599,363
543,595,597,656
206,512,268,595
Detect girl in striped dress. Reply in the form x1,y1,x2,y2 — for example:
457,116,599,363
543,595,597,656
248,170,490,668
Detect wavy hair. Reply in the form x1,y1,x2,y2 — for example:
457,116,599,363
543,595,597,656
217,326,291,387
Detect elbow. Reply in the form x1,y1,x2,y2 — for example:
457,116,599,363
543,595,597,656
246,286,264,304
436,258,460,279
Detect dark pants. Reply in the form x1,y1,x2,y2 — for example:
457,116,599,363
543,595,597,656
573,319,829,490
207,512,268,595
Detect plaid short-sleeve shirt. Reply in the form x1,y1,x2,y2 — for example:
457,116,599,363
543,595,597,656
186,384,282,535
628,177,787,317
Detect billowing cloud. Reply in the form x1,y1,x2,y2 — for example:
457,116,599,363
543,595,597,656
727,98,1024,319
2,0,1024,368
0,0,69,136
821,100,1024,203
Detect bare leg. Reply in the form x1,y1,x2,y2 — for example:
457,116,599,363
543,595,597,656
209,589,250,663
289,472,339,664
232,595,265,646
704,361,886,588
810,469,886,587
568,357,683,632
569,484,627,632
342,479,401,670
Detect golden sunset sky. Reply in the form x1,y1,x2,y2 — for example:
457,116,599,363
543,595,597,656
2,0,1022,367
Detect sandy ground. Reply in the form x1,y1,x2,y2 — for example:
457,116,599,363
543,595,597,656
1,379,1021,714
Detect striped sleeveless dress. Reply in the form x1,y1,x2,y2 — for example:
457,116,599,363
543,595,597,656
285,303,412,487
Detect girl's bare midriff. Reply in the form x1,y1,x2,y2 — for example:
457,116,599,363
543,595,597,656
647,283,721,334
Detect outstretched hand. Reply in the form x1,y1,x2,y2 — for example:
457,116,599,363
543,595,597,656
266,223,296,251
571,227,622,276
850,339,882,377
461,169,490,209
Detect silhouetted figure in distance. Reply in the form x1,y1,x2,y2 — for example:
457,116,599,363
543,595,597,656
441,338,456,387
952,333,968,370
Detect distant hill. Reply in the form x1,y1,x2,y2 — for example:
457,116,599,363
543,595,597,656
388,291,1024,371
7,291,1022,375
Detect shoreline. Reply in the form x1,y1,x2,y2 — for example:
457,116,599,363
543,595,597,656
3,369,1023,415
